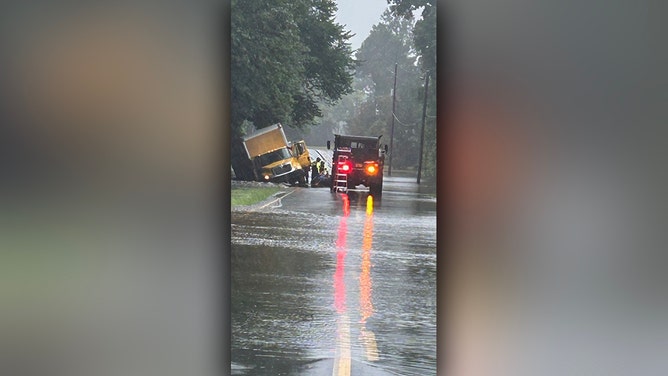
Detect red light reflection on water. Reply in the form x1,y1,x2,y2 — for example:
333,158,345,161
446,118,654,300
342,194,350,217
333,193,379,363
334,195,349,314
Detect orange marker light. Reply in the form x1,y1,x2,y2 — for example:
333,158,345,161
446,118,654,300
366,165,376,174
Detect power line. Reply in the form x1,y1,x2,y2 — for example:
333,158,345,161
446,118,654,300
396,63,420,75
393,112,418,127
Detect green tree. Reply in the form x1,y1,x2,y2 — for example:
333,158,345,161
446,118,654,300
231,0,356,136
308,91,366,145
388,0,437,181
387,0,436,74
347,11,424,170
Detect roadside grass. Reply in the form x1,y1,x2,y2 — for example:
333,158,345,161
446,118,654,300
231,186,283,207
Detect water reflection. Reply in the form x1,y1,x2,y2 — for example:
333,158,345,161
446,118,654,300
360,195,374,323
366,195,374,216
360,195,379,361
342,193,350,217
334,193,380,370
344,190,381,209
333,194,351,374
334,214,347,314
231,178,435,374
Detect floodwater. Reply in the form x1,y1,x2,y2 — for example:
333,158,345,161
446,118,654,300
231,177,437,375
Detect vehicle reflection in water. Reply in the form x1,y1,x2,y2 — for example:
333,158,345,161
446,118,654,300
333,193,380,372
360,195,379,361
343,189,382,210
334,200,348,313
342,193,351,217
333,194,351,374
365,195,374,216
231,177,435,375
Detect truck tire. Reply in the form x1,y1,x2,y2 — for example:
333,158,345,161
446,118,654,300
369,180,383,197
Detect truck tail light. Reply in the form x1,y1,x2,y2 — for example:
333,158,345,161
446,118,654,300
338,161,352,174
365,163,379,175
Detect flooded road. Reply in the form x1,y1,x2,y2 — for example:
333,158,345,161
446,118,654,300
231,177,437,375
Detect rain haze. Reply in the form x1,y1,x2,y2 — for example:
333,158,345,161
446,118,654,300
335,0,390,51
231,1,438,374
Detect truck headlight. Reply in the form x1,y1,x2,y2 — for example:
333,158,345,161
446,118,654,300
264,175,270,180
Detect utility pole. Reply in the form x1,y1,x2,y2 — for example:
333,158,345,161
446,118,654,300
417,71,430,184
388,63,398,176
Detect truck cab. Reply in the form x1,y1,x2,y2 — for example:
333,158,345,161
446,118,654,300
253,147,304,183
289,140,311,173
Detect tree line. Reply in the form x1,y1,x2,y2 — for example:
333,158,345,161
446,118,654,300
232,0,436,180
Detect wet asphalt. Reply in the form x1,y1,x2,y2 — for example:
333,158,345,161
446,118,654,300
231,176,437,375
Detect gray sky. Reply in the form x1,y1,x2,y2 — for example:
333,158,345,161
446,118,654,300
335,0,389,51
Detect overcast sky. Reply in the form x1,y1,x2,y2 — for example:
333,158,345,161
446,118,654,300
335,0,389,52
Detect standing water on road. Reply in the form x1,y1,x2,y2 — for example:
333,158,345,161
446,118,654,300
232,177,436,375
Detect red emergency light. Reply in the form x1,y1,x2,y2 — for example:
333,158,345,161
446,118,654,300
338,160,353,174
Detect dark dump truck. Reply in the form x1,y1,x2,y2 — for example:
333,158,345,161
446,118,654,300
327,134,387,197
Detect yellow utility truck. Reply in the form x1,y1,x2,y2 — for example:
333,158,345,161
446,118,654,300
243,124,307,185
